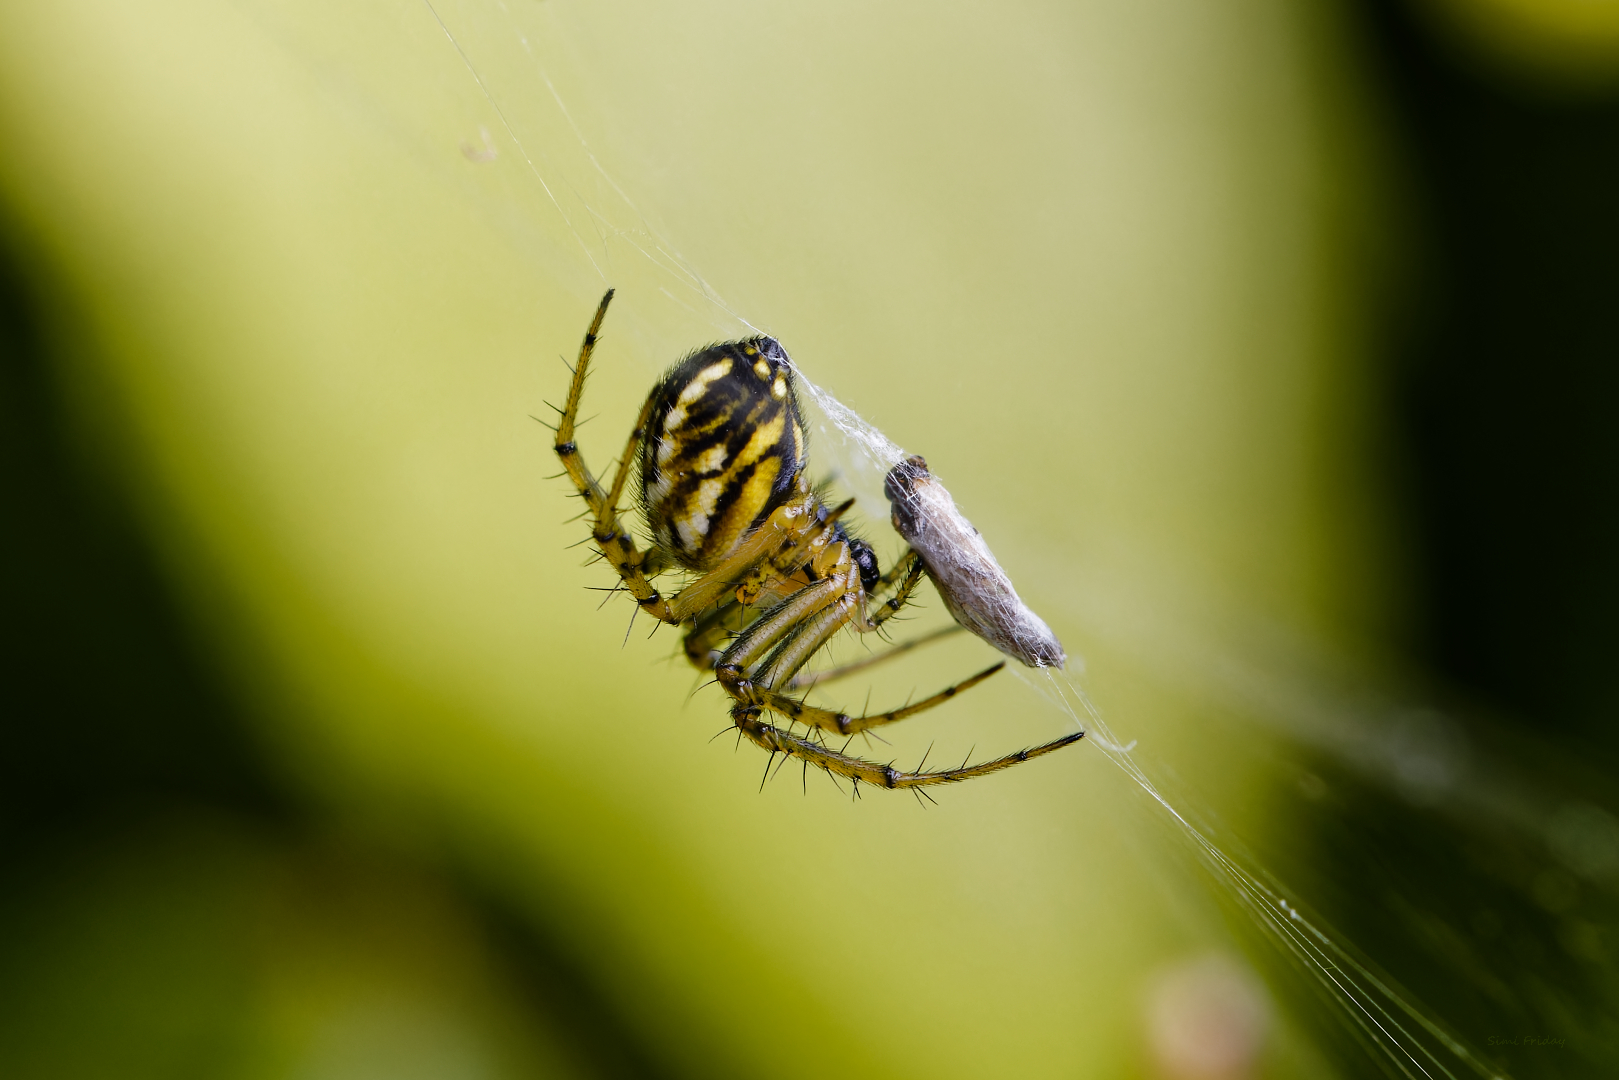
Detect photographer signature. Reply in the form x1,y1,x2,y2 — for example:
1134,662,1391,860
1486,1035,1567,1048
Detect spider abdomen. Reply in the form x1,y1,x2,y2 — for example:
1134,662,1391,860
640,337,806,570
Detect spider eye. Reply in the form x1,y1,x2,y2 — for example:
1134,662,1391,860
848,538,880,594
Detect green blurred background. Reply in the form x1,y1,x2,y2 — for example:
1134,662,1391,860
1,1,1615,1077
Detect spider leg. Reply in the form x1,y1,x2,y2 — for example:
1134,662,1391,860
873,547,921,592
719,562,996,738
784,625,963,689
732,708,1083,789
863,550,926,633
716,577,848,680
554,290,685,624
553,290,615,510
752,662,1005,736
746,557,927,698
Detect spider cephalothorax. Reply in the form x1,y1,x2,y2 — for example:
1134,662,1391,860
553,290,1080,792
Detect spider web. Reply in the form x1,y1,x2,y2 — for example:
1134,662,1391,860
400,2,1541,1076
793,368,1505,1080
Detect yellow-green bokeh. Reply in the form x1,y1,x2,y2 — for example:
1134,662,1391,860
1417,0,1619,87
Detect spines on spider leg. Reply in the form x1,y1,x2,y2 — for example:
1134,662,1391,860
731,706,1082,791
867,552,926,632
749,662,1005,737
554,289,615,510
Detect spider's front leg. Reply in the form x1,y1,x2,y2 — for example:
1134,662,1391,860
680,526,920,673
732,706,1083,791
749,660,1006,736
716,542,1001,738
779,551,963,688
720,539,1083,785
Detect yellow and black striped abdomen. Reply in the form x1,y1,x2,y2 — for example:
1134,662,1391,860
640,337,807,571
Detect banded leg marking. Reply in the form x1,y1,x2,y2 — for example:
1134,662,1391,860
754,661,1005,736
735,711,1083,789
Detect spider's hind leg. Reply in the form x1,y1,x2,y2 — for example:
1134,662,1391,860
739,550,983,735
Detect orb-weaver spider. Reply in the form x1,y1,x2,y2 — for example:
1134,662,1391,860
553,290,1081,792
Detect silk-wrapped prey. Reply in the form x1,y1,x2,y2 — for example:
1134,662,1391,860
884,455,1065,669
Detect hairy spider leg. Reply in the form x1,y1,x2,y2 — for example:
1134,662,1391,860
750,552,925,688
754,661,1006,737
714,514,887,681
554,289,680,621
684,548,925,673
733,711,1084,790
716,546,1008,738
713,575,855,686
770,550,939,690
784,625,964,689
746,549,924,694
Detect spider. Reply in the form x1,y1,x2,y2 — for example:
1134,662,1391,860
552,289,1082,792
